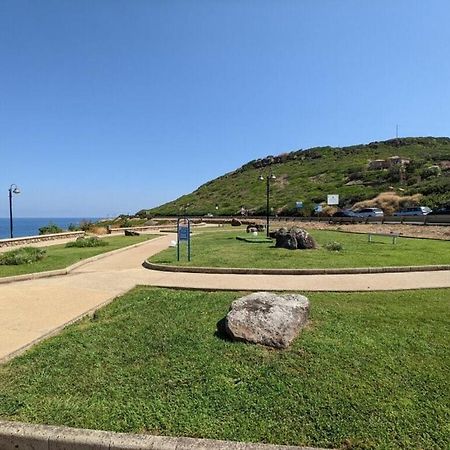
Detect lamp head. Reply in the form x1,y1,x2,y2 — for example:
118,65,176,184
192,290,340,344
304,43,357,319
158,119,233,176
9,184,20,195
270,173,276,180
258,174,265,181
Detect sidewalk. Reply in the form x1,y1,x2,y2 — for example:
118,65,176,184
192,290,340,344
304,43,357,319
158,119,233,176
1,233,449,362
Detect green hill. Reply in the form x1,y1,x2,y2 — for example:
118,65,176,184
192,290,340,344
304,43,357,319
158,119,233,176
139,137,450,217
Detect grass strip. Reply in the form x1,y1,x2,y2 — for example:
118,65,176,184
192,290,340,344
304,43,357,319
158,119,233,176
0,235,157,278
0,287,448,449
150,229,450,269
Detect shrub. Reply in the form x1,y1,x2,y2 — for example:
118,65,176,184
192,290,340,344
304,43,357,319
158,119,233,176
325,241,343,252
0,247,46,265
65,237,108,248
39,223,63,235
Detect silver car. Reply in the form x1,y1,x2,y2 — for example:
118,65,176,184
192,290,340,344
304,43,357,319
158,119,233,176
354,208,384,217
393,206,432,216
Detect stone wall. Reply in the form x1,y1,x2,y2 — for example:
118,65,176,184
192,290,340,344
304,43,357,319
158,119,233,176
0,231,85,248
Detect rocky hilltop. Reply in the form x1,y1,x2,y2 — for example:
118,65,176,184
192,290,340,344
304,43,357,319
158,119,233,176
138,137,450,217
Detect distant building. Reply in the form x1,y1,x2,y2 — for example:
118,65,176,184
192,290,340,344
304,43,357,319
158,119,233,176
387,156,411,166
368,159,388,170
368,156,410,170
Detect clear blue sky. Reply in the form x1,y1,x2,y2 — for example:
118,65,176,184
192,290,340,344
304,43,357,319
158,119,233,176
1,0,449,217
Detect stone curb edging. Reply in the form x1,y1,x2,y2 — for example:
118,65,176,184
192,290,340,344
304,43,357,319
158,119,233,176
0,421,329,450
143,260,450,276
0,235,168,285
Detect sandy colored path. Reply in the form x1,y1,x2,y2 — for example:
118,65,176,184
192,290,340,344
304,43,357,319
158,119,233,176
1,233,449,362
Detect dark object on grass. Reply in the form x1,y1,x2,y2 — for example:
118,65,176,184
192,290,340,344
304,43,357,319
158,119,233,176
224,292,310,349
246,223,265,233
0,247,46,265
272,227,317,250
231,218,242,226
65,237,108,248
124,229,140,236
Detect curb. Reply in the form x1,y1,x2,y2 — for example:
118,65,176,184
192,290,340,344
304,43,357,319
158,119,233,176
0,421,328,450
0,235,167,285
143,260,450,276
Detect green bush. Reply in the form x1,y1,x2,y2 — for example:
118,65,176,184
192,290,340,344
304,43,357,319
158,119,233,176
325,241,343,252
0,247,47,265
65,237,108,248
39,223,63,235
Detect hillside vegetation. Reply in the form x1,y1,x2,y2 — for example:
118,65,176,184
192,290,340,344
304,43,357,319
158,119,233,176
139,137,450,216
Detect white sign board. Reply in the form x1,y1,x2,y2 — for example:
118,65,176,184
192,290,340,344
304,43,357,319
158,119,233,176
327,194,339,205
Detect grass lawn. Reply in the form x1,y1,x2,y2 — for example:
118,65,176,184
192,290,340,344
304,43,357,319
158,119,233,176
149,229,450,269
0,287,448,449
0,235,157,278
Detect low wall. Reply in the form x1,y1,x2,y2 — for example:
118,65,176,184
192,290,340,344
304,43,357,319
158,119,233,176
0,231,85,248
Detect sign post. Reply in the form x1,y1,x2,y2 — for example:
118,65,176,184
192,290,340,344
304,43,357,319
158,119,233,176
177,218,191,261
327,194,339,206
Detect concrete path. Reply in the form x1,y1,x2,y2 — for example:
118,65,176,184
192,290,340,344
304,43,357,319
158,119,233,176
1,233,450,362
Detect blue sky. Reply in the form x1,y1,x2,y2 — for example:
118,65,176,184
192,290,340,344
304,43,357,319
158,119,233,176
1,0,449,217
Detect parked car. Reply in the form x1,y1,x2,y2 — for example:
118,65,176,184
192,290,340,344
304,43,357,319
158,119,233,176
393,206,432,216
354,207,384,217
332,210,359,218
429,207,450,215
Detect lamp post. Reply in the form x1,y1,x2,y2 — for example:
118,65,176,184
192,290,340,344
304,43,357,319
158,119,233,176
258,171,276,237
8,184,21,239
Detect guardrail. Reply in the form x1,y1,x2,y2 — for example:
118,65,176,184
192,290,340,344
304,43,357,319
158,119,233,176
151,215,450,226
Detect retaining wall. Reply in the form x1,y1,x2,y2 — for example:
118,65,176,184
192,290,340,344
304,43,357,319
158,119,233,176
0,231,85,248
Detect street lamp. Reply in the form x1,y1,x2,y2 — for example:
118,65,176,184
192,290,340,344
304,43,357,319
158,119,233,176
258,171,276,237
8,184,21,239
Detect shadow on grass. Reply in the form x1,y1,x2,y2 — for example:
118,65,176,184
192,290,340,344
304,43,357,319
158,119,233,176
214,317,233,342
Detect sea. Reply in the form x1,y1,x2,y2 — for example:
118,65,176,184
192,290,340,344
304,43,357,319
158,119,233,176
0,218,101,239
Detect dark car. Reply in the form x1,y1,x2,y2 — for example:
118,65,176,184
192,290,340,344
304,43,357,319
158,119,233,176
332,210,359,217
429,207,450,215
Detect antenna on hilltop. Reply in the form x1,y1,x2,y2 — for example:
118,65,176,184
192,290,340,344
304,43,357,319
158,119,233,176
396,124,399,139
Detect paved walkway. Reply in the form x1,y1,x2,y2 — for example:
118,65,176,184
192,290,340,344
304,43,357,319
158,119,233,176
1,233,449,362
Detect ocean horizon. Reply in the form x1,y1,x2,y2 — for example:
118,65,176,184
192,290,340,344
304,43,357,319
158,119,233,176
0,217,101,239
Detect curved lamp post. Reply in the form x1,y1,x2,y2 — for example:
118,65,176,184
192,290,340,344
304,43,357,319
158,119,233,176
258,171,276,237
9,184,21,238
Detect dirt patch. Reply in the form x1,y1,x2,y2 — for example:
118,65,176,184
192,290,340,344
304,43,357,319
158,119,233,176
269,220,450,241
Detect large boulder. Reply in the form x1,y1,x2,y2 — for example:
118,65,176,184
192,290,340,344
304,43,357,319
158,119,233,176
273,227,317,250
224,292,310,349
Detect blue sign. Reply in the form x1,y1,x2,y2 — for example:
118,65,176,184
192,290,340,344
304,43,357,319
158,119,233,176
296,201,303,209
179,226,189,241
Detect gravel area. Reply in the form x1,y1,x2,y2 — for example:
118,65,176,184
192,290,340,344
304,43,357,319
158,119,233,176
270,220,450,241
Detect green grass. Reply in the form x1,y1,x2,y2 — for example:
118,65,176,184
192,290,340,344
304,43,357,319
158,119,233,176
149,229,450,269
0,235,157,278
0,287,448,449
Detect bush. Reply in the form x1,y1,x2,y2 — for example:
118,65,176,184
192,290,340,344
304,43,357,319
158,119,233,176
65,237,108,248
0,247,46,265
39,223,63,235
325,241,343,252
